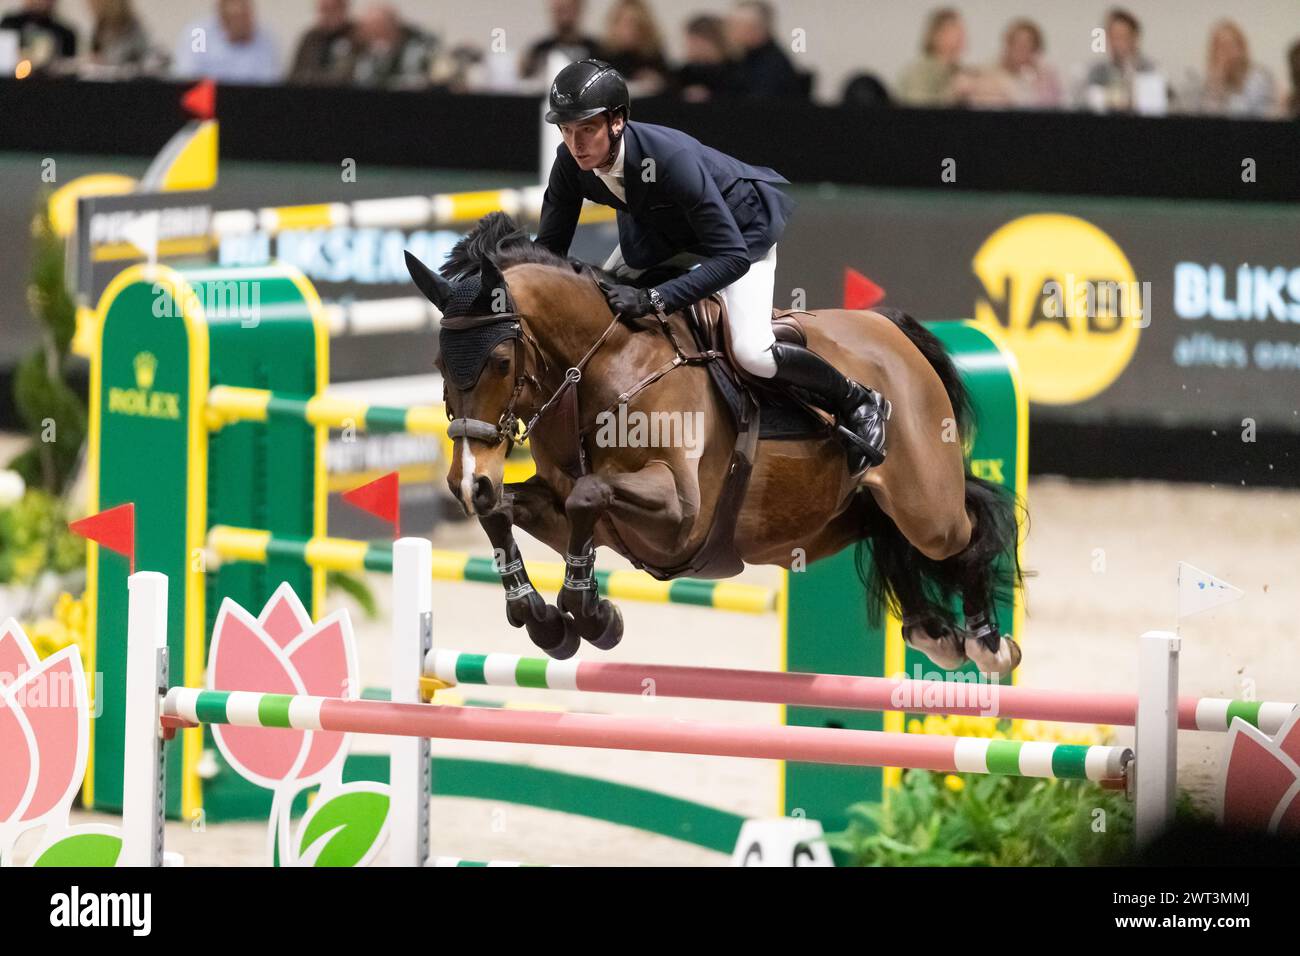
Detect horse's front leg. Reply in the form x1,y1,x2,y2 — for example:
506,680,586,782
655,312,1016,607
556,475,624,650
555,462,695,651
477,483,578,659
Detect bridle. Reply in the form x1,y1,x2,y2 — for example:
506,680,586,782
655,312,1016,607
443,308,624,449
444,268,723,461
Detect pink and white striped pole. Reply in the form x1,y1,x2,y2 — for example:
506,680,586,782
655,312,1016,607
163,687,1132,782
425,650,1296,735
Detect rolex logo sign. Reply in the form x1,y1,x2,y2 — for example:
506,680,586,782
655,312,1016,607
973,214,1144,405
107,351,180,420
134,351,157,389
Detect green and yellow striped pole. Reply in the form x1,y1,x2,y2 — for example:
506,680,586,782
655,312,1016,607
206,526,779,615
207,385,448,435
205,385,533,482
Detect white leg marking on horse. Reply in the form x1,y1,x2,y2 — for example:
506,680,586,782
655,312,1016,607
965,636,1016,680
459,438,477,509
904,628,966,670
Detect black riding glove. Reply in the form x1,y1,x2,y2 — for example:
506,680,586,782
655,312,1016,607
605,284,655,319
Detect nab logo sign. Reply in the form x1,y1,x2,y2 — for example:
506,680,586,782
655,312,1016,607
973,213,1142,405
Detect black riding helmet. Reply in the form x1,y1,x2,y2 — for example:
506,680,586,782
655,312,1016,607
544,59,631,125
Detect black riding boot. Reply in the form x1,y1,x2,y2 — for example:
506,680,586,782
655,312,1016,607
769,341,890,472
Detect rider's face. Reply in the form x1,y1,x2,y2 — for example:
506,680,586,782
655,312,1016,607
559,115,621,171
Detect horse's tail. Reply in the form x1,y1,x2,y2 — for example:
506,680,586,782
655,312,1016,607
855,309,1023,631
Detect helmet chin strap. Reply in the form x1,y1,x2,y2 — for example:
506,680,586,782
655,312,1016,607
599,112,625,169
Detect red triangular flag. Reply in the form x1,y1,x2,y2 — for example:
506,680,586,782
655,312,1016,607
342,472,401,538
181,79,216,120
843,267,885,309
71,503,136,574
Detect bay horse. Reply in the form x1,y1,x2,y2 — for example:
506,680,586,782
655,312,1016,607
405,213,1022,674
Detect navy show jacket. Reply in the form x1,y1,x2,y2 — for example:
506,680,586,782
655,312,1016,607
535,120,796,312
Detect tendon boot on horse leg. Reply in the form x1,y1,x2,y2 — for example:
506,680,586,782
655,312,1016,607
557,475,624,650
477,501,579,660
961,605,1021,678
768,341,890,473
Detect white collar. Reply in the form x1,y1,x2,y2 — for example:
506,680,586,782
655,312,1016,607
596,135,624,180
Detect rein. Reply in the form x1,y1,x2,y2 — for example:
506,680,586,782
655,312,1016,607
451,300,722,454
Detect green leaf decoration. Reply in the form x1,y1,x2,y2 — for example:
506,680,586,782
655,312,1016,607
296,787,389,867
32,832,123,867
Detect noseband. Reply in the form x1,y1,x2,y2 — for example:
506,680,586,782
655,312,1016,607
441,306,623,451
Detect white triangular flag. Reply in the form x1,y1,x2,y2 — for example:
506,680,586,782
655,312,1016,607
1177,562,1243,620
120,211,160,264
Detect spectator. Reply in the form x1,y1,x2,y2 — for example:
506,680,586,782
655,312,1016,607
1290,39,1300,118
86,0,152,70
674,14,738,102
841,72,891,108
1082,8,1156,111
288,0,356,85
897,7,972,107
726,0,801,99
722,0,800,98
0,0,76,68
599,0,668,93
519,0,602,82
173,0,281,84
349,3,435,89
1189,20,1277,118
970,18,1062,109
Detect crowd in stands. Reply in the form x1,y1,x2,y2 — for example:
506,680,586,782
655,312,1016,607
2,0,1299,119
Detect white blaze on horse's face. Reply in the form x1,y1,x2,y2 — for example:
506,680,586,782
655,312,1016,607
442,342,516,515
446,425,509,516
457,437,477,511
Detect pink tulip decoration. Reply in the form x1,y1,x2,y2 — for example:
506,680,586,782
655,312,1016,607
206,585,388,866
1219,708,1300,836
0,620,121,866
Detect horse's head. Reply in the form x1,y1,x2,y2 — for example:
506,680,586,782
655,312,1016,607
407,213,618,515
406,248,529,515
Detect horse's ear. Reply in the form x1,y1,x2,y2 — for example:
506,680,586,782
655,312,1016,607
405,250,452,309
479,255,515,316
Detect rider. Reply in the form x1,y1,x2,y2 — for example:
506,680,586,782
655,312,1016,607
534,58,888,471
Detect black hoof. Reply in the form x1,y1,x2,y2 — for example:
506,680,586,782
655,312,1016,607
528,604,580,660
581,600,623,651
506,593,579,660
558,588,624,651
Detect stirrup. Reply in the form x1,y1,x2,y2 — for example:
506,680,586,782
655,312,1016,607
835,423,884,468
837,391,889,470
963,611,1001,653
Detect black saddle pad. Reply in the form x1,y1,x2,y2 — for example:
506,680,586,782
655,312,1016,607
704,347,825,441
757,389,826,440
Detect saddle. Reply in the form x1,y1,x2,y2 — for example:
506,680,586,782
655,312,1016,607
574,264,836,582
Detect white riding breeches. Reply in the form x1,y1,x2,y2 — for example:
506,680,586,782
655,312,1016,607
603,243,779,379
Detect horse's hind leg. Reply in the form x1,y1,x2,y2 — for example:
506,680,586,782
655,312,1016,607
860,382,981,673
949,479,1022,677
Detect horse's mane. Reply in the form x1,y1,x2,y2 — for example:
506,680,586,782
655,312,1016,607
439,211,614,285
